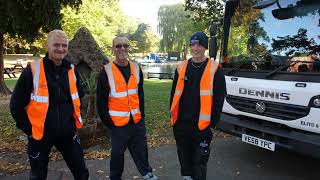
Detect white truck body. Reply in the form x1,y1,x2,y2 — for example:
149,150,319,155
223,76,320,134
216,0,320,157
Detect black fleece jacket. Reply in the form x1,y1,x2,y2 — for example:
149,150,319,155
96,62,145,129
170,58,226,132
10,54,84,138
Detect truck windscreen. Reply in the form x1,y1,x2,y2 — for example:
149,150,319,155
225,0,320,73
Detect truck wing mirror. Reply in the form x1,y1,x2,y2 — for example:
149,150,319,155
253,0,278,9
272,3,320,20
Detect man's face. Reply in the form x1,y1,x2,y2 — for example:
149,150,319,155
112,37,129,61
190,41,206,60
47,35,68,65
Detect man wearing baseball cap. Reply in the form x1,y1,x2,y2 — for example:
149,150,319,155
170,32,226,180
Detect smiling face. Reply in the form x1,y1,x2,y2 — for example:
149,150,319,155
46,30,68,66
190,41,206,62
112,36,129,64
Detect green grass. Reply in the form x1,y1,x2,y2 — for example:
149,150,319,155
144,79,173,136
0,96,22,142
0,79,174,143
4,54,38,62
0,80,19,142
5,79,18,90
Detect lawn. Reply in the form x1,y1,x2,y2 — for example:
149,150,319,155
143,79,174,145
1,78,20,143
0,79,20,142
0,96,22,142
4,54,38,62
0,79,174,143
0,79,174,173
5,79,18,90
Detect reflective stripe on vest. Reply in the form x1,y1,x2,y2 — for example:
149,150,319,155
68,64,83,127
170,60,188,126
108,108,140,117
104,62,142,126
30,95,49,102
170,59,219,130
26,59,82,140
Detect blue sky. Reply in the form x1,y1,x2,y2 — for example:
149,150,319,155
257,1,319,51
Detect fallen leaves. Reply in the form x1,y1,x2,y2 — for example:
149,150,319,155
0,141,29,175
84,150,111,160
0,162,28,174
214,130,231,138
148,136,175,148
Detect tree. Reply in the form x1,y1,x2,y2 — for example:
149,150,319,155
3,34,30,54
62,0,137,56
158,4,207,53
0,0,82,95
185,0,225,24
3,33,46,54
272,28,320,56
226,0,269,57
129,23,159,54
3,0,137,57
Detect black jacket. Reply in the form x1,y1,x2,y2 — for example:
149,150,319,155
10,54,84,138
96,62,145,129
170,58,226,132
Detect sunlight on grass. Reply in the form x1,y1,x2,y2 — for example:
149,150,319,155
5,79,18,90
0,96,22,142
144,79,173,136
0,79,174,144
145,79,172,84
4,54,38,62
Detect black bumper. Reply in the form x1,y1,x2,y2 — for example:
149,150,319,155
217,113,320,158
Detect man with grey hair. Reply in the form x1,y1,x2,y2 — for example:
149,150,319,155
10,29,89,179
97,35,158,180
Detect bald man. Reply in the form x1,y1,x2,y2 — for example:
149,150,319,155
10,29,89,180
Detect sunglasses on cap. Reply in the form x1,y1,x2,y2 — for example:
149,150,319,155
189,39,200,46
114,44,129,49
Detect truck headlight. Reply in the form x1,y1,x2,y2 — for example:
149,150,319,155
310,96,320,108
313,98,320,107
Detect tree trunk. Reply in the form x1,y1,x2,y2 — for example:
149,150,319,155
183,44,187,61
0,33,11,95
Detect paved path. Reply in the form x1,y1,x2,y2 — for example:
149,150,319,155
1,137,319,180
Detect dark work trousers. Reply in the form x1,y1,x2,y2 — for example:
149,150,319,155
174,127,213,180
110,120,152,180
27,133,89,180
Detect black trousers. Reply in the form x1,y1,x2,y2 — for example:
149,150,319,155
110,120,152,180
174,127,213,180
27,133,89,180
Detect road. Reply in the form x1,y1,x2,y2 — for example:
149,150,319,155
1,136,319,180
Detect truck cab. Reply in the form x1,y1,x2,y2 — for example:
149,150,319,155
215,0,320,157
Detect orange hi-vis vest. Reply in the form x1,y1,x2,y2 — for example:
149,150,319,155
104,61,142,126
170,58,219,130
25,58,83,140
